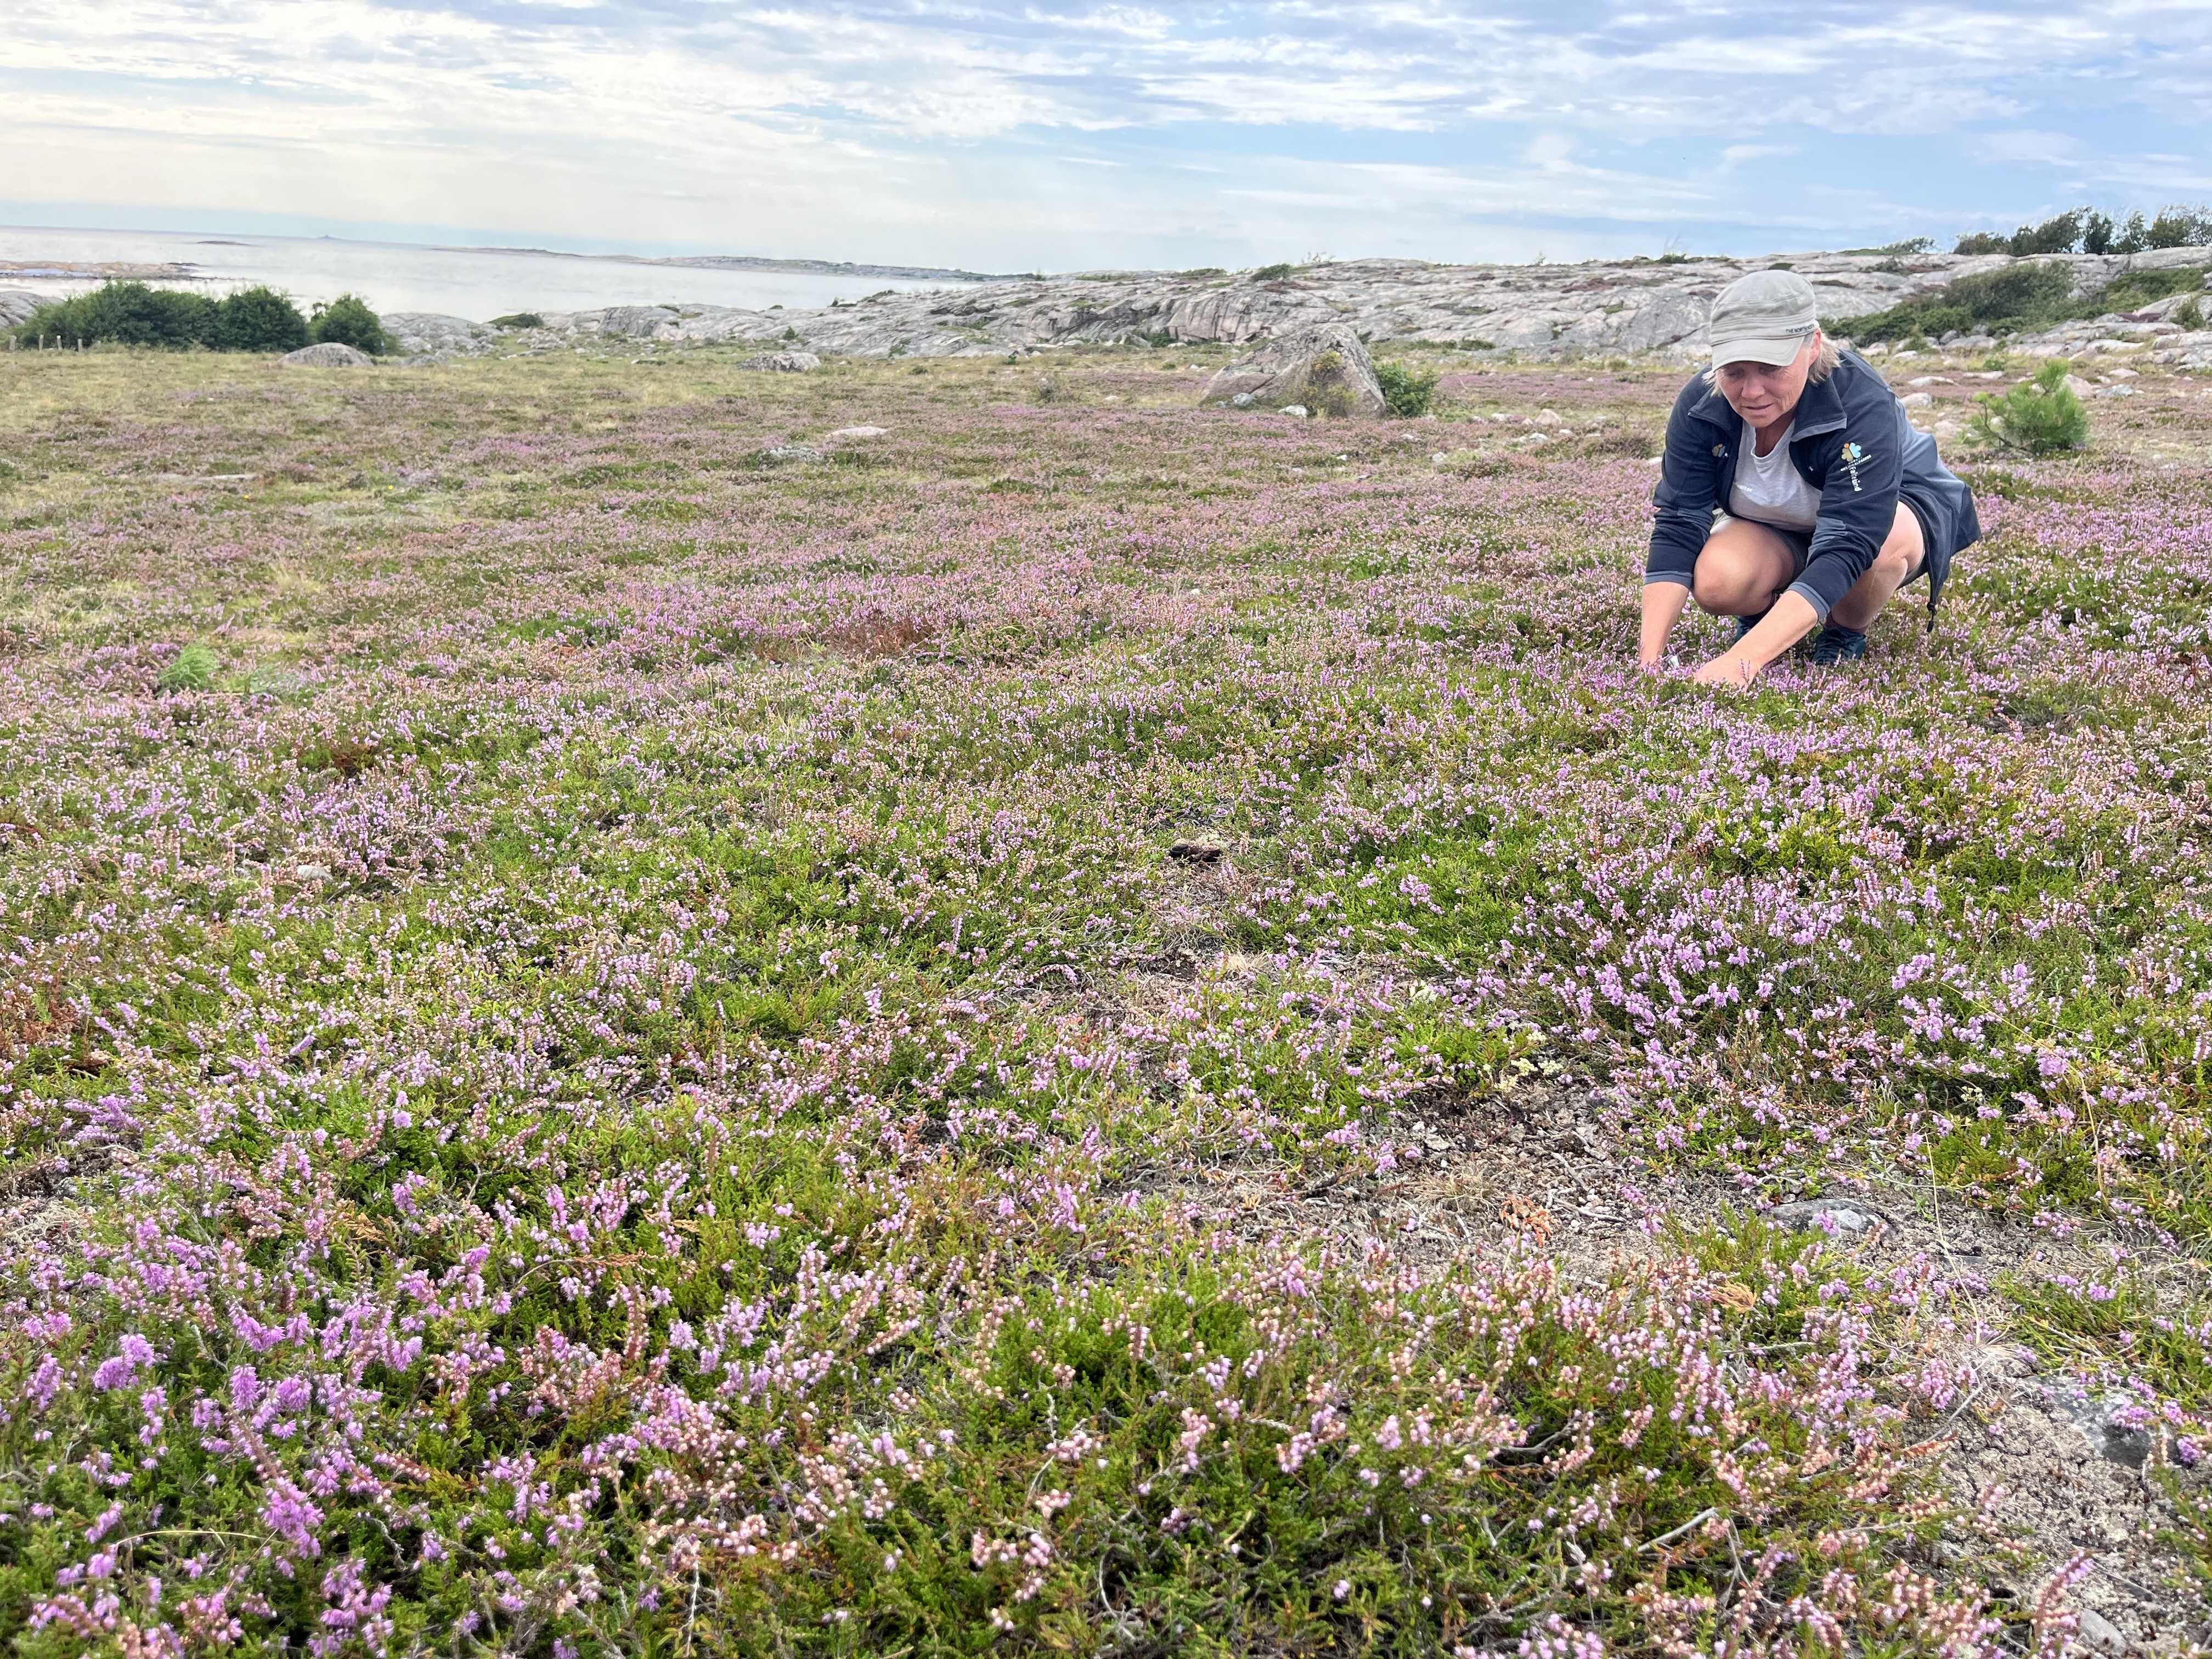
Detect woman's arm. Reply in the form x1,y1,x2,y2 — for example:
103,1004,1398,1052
1639,580,1691,667
1689,590,1820,686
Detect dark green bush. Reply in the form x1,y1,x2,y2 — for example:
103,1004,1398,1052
1374,360,1440,419
1967,360,2090,455
9,280,318,353
1250,263,1296,281
1956,202,2211,257
309,293,390,354
1832,262,2075,343
10,281,217,348
211,286,309,352
489,313,543,330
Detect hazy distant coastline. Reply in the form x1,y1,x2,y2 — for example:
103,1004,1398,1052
444,245,1024,283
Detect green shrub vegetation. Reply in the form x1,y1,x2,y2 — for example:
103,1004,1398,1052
1249,262,1297,280
489,312,544,330
1829,261,2207,346
10,281,312,352
309,292,391,354
212,285,311,352
1956,202,2212,257
1966,359,2091,455
155,642,219,692
1375,360,1441,419
11,281,216,349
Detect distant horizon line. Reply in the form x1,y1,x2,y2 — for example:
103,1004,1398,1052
0,221,1036,284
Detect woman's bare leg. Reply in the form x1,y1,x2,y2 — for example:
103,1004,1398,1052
1691,518,1799,617
1827,504,1927,631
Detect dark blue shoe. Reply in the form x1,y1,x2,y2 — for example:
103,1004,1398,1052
1734,611,1768,644
1810,624,1869,665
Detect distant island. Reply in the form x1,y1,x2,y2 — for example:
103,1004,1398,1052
436,244,1027,283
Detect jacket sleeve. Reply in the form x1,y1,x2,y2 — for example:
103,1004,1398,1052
1646,391,1717,589
1788,396,1906,619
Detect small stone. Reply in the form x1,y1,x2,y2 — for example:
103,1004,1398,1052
1231,392,1254,407
1765,1198,1886,1237
760,445,821,464
827,425,888,439
1279,403,1310,418
1899,391,1933,407
2049,1389,2154,1468
294,862,331,882
2075,1608,2128,1655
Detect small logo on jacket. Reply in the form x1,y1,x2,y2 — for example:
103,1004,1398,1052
1839,440,1868,492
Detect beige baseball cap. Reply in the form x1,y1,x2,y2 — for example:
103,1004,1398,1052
1709,269,1822,366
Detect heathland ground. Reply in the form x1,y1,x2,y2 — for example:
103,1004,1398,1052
3,340,2212,1656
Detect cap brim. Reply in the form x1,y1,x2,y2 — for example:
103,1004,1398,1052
1712,336,1806,368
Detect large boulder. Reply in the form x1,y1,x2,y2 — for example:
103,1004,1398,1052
737,350,821,372
280,342,373,368
1200,323,1385,416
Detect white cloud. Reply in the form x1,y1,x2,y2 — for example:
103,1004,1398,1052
0,1,2207,267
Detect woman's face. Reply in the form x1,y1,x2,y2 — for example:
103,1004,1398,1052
1716,332,1820,430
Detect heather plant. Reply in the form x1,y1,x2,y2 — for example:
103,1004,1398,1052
0,340,2205,1654
1966,359,2090,454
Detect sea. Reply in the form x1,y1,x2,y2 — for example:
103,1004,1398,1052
0,224,967,321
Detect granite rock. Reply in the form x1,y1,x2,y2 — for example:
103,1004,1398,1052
280,342,373,368
1201,322,1384,416
736,350,820,372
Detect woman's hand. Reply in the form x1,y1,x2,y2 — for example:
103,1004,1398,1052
1691,592,1821,687
1689,652,1759,687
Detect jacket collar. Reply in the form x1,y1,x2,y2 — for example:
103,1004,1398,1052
1691,358,1850,440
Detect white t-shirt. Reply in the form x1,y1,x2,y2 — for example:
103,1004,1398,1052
1728,419,1821,532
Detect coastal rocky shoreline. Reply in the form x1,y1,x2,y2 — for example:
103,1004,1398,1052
5,244,2210,368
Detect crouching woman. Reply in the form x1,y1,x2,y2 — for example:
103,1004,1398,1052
1639,270,1979,684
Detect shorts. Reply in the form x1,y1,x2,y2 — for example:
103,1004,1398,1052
1710,503,1943,594
1709,508,1813,580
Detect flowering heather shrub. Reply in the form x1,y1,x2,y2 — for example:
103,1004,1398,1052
0,346,2209,1653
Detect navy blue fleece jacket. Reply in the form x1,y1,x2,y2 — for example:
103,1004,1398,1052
1646,349,1977,619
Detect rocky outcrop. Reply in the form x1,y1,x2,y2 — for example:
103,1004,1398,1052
382,313,497,360
280,342,373,368
0,289,41,329
736,350,821,372
503,247,2202,363
358,242,2212,368
1202,323,1385,415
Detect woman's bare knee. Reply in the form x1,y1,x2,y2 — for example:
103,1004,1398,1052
1691,532,1790,616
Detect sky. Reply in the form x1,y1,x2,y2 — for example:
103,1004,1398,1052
3,1,2208,272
